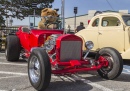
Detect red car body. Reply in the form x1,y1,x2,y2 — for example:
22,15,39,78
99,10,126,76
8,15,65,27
16,26,63,57
15,26,108,73
15,26,108,74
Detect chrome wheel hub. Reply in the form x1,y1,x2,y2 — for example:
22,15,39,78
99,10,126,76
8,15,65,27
101,53,113,73
29,56,40,84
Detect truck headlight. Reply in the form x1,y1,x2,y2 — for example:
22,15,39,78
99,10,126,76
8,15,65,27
85,41,94,50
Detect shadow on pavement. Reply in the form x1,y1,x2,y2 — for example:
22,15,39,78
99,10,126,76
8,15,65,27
78,70,130,83
123,59,130,66
0,49,5,53
47,80,93,91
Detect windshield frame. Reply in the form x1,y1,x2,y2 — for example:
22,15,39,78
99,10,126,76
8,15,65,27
28,15,63,30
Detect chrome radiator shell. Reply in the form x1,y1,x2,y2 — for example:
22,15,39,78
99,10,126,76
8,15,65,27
60,41,82,62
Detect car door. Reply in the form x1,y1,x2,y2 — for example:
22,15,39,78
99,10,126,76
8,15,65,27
98,15,125,53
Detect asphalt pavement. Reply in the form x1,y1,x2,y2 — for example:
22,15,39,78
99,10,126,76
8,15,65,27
0,52,130,91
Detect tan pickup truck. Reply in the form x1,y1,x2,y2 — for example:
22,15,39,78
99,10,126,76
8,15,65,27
76,12,130,59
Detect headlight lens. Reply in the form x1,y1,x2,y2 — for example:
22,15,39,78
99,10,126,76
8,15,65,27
85,41,94,50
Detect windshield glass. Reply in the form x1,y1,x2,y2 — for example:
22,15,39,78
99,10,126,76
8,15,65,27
29,15,62,29
29,15,41,28
122,15,130,26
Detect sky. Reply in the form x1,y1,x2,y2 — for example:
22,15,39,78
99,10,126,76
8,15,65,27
12,0,130,26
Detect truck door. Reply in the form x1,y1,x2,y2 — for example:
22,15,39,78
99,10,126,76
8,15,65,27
98,16,125,53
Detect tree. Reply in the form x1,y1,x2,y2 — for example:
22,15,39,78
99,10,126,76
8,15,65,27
0,16,5,26
0,0,54,20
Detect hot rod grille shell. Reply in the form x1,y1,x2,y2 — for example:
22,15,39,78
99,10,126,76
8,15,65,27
60,41,82,62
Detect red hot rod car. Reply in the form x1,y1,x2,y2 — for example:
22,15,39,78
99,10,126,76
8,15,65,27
5,15,123,91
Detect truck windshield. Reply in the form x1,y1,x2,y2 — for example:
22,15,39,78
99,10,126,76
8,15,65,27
122,15,130,26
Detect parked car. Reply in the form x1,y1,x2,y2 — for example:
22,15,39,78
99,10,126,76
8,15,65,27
5,15,123,91
76,12,130,60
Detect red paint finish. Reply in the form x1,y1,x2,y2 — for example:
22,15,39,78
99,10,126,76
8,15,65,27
98,56,109,67
52,65,102,74
56,34,83,62
51,56,109,75
16,27,109,75
16,26,63,57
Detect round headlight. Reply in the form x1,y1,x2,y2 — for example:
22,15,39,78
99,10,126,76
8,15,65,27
85,41,94,50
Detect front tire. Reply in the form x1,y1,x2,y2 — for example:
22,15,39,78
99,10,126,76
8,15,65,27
5,35,21,61
96,47,123,80
28,48,51,91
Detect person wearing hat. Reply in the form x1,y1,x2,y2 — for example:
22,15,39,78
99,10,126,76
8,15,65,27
75,22,85,33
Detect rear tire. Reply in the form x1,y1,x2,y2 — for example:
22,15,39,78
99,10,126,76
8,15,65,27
28,48,51,91
96,47,123,80
5,35,21,61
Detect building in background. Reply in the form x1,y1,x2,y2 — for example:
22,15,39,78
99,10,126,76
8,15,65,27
65,10,128,33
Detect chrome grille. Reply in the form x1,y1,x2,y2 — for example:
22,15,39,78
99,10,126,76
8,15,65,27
60,41,81,62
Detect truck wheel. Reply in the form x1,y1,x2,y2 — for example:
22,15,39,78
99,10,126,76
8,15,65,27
96,47,123,80
28,48,51,91
5,35,21,61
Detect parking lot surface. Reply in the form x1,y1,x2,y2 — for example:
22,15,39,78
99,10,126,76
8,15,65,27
0,52,130,91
